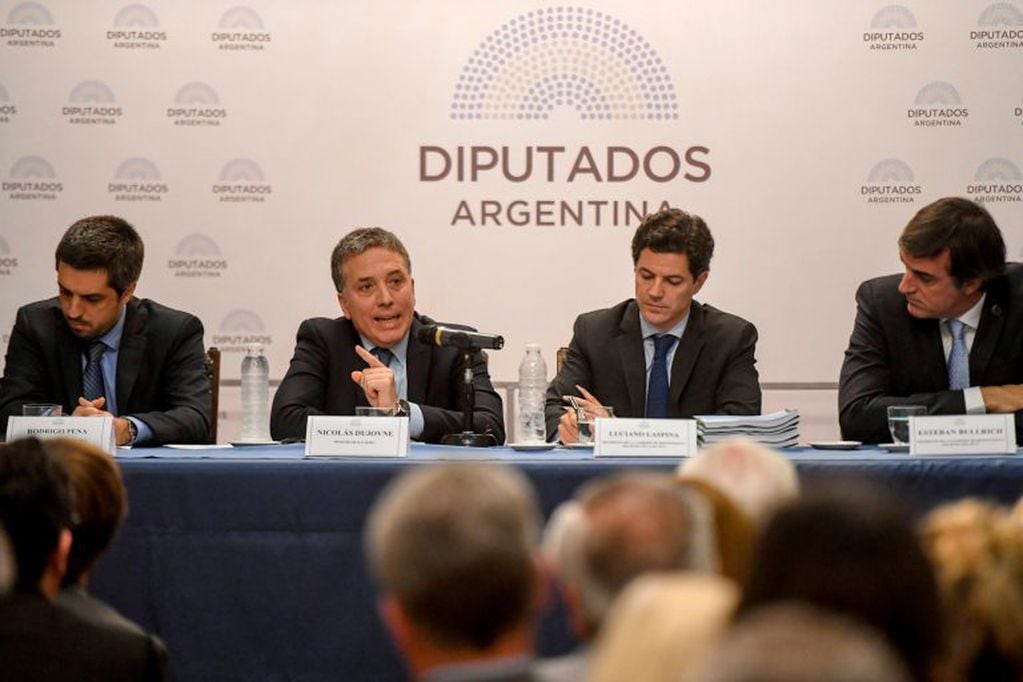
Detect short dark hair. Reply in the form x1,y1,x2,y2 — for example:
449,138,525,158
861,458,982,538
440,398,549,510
330,227,411,293
0,438,75,593
631,208,714,276
45,439,127,587
55,215,145,296
899,197,1006,286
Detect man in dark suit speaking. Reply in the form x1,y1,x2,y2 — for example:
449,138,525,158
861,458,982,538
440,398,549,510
840,197,1023,444
545,208,761,444
270,227,505,444
0,216,210,445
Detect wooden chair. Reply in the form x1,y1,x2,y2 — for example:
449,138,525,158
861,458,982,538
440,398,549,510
556,346,569,374
205,347,221,443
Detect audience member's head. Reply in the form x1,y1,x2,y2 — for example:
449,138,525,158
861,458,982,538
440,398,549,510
922,497,1023,682
366,463,541,675
543,473,715,640
738,483,944,682
676,477,756,582
43,438,128,588
588,573,738,682
697,603,911,682
678,439,799,523
0,438,74,597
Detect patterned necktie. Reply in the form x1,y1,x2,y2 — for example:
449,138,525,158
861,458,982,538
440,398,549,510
370,346,394,368
82,341,107,402
946,319,969,390
645,334,676,418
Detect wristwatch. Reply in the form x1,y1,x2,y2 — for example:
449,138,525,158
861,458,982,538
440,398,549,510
125,418,138,445
395,399,410,418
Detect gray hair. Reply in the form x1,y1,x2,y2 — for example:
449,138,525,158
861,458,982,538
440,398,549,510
330,227,411,292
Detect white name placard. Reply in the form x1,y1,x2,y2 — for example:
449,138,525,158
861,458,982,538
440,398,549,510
910,414,1018,456
305,416,409,457
6,416,116,456
594,418,697,457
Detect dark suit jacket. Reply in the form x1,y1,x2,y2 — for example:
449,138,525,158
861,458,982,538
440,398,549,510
0,591,166,681
545,299,761,438
270,313,505,444
57,586,168,667
839,264,1023,444
0,297,211,444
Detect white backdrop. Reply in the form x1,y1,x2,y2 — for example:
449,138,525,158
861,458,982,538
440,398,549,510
1,1,1021,441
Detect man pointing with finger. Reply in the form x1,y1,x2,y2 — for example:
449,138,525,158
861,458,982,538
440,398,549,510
270,227,505,444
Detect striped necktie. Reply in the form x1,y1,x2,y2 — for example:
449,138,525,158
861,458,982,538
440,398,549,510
82,341,107,402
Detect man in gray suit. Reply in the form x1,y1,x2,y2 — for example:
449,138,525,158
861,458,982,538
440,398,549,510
545,207,762,443
839,197,1023,444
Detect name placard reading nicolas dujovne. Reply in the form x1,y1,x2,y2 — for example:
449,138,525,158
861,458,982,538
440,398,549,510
6,416,116,455
910,414,1017,456
305,415,409,457
594,418,697,457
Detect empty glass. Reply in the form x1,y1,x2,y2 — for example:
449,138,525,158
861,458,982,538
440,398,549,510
887,405,926,444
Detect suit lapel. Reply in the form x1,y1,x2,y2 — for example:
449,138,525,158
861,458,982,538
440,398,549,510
406,317,431,404
116,300,145,413
617,303,647,416
910,316,948,389
668,303,705,411
970,279,1008,383
55,307,84,406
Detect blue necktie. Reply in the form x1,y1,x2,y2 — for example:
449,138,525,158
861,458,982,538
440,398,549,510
645,334,676,418
370,346,394,367
82,341,107,402
947,319,969,390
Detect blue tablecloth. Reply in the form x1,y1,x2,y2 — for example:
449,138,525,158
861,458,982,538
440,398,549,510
91,444,1023,682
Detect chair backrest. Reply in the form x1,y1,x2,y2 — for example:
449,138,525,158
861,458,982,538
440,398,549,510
556,346,569,374
205,347,221,443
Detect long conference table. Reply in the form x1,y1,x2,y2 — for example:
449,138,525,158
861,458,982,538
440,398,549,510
90,443,1023,682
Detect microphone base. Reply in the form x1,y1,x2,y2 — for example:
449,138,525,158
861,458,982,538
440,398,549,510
440,431,499,448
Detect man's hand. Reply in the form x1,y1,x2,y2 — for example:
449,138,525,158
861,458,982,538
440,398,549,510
557,385,611,444
350,345,398,409
980,384,1023,413
72,397,133,445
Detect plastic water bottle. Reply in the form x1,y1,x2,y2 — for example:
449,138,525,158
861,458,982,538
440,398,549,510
240,343,270,442
518,344,548,443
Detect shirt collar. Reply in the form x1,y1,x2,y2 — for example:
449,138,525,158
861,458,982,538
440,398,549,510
359,330,410,367
96,305,127,351
944,292,986,330
639,309,690,341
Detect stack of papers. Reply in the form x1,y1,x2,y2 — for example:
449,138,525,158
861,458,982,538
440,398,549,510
695,409,799,448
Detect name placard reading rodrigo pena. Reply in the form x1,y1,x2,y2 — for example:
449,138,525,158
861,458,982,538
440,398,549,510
910,414,1018,456
594,418,697,457
6,416,116,455
305,416,409,457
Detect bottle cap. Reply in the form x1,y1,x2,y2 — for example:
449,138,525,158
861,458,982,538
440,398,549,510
245,342,264,355
525,343,541,352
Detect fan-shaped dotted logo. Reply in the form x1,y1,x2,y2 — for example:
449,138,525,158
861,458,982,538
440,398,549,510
865,5,923,50
168,234,228,278
109,4,166,48
0,84,16,122
861,158,922,204
908,82,967,127
967,158,1023,204
451,6,677,121
167,82,227,127
109,157,167,202
3,1,61,46
212,6,270,51
214,309,272,352
64,81,122,125
0,235,17,275
4,155,62,200
213,159,271,203
972,3,1023,48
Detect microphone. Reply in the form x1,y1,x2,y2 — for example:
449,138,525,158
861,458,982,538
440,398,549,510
417,325,504,350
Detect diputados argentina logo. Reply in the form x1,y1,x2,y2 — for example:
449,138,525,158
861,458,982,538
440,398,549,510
212,6,270,51
908,82,967,127
167,82,227,126
424,6,710,228
0,237,19,277
864,5,924,51
168,234,228,278
214,310,272,354
968,158,1022,204
2,2,61,47
108,4,166,50
63,81,123,126
4,156,63,200
212,159,271,203
0,84,17,123
861,159,922,204
971,3,1023,49
109,158,167,202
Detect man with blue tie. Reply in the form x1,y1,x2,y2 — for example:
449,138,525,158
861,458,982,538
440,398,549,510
840,197,1023,444
545,208,762,444
0,216,210,445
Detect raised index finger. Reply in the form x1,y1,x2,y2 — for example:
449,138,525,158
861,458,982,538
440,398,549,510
354,344,385,368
